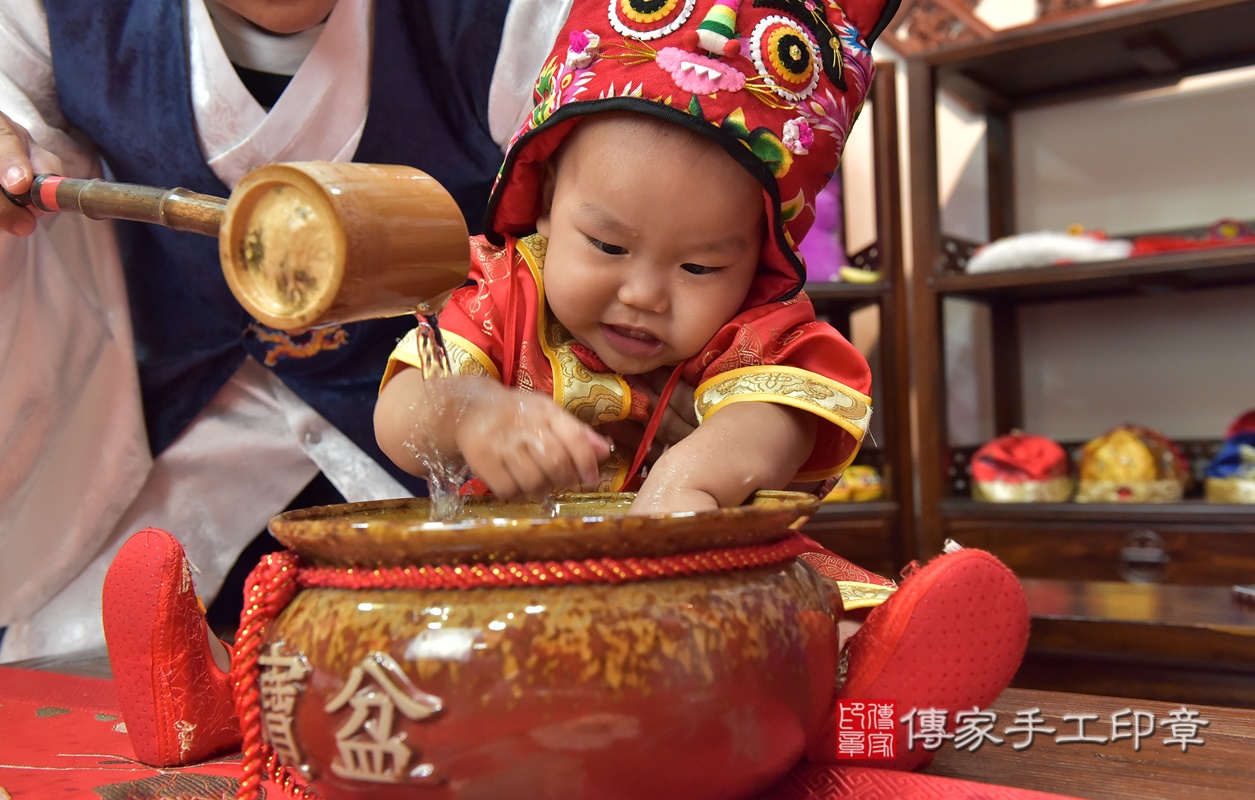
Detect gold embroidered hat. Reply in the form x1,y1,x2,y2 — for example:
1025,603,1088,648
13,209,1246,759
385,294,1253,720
1075,424,1190,504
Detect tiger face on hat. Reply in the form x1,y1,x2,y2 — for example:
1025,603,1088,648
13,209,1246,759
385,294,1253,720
485,0,901,307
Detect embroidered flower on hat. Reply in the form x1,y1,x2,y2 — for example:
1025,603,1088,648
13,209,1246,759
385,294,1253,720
608,0,699,40
782,117,813,155
566,29,602,68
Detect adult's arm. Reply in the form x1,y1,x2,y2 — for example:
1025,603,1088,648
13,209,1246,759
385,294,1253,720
0,0,150,628
0,0,103,235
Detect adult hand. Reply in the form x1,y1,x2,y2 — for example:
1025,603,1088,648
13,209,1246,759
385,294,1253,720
0,110,64,237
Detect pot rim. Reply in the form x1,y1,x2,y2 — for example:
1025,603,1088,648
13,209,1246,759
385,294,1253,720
268,490,819,567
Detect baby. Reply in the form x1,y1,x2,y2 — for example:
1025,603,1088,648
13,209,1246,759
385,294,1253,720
101,0,1030,777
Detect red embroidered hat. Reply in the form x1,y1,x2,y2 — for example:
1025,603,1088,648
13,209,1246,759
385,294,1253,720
484,0,901,305
970,432,1073,503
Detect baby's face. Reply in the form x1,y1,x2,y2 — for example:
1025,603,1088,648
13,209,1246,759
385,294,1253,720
537,115,765,375
215,0,337,34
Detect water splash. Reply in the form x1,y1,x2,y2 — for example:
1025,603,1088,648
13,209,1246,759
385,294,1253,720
407,314,468,521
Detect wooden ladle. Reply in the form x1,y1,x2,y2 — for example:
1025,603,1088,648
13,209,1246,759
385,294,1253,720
5,161,470,331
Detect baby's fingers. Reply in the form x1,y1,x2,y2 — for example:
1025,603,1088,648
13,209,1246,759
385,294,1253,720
547,415,612,490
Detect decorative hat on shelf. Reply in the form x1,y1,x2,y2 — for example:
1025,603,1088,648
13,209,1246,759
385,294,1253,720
970,432,1072,503
965,228,1133,274
822,464,883,503
1075,424,1190,504
1204,409,1255,504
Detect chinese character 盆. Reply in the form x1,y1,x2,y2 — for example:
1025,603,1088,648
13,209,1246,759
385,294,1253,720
258,644,311,767
324,652,444,784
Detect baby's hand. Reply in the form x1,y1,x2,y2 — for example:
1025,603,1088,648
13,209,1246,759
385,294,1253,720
457,391,610,500
628,481,718,516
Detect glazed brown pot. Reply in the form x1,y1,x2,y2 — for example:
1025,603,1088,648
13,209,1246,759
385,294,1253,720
255,491,840,800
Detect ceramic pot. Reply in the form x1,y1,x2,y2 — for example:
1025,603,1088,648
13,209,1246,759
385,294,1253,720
251,491,838,800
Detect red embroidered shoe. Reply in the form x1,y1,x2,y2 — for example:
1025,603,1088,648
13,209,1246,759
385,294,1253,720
809,546,1029,770
102,527,241,766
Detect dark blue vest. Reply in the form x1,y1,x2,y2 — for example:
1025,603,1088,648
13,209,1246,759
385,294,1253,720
45,0,510,495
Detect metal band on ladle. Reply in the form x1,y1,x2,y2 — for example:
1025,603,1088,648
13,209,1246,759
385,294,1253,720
3,173,227,236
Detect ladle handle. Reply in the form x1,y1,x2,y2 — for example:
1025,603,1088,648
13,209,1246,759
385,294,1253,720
3,174,227,238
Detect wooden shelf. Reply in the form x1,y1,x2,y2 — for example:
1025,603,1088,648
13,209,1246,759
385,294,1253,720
935,503,1255,586
809,500,898,522
793,62,914,579
926,0,1255,110
1016,579,1255,708
932,243,1255,303
939,499,1255,525
905,10,1255,561
803,279,889,309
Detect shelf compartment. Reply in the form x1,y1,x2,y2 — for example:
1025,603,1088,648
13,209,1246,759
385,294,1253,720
930,240,1255,303
1016,579,1255,708
926,0,1255,110
937,501,1255,585
802,280,888,309
939,498,1255,524
803,239,893,309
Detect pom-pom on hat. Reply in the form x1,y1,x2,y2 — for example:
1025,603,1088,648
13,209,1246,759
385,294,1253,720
1075,424,1190,504
1205,409,1255,504
484,0,902,307
970,432,1072,503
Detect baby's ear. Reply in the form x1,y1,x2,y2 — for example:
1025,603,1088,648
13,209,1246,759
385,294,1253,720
840,0,902,46
536,161,558,237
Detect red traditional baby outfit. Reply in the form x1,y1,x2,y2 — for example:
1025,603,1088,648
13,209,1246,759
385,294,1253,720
386,0,889,489
385,233,873,489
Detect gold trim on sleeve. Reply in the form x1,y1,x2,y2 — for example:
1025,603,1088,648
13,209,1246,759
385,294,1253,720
694,365,872,443
380,328,499,393
837,581,896,611
441,331,499,381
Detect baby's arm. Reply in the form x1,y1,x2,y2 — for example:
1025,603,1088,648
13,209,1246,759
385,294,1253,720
629,401,816,515
375,366,610,500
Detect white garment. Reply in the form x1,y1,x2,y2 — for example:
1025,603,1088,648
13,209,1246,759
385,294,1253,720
0,0,568,660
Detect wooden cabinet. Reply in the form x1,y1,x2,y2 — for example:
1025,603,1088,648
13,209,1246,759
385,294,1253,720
800,62,914,580
904,0,1255,581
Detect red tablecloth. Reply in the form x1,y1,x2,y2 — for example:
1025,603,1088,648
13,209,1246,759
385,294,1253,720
0,666,1074,799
